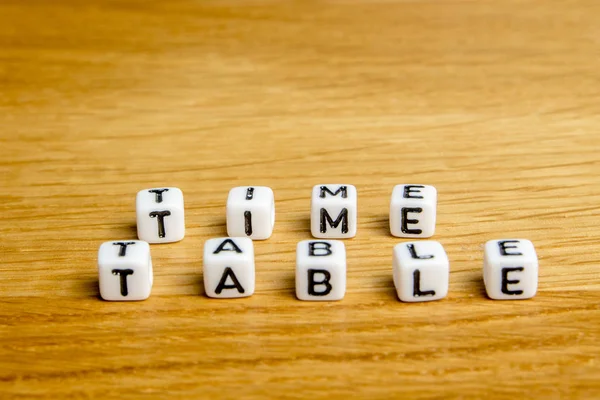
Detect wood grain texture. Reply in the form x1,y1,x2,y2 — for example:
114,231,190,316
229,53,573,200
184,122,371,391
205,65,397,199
1,0,599,398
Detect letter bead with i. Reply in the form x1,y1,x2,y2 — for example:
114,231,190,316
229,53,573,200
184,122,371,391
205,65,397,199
97,240,153,301
203,237,255,298
310,184,357,239
392,241,449,302
136,187,185,243
295,240,346,301
483,239,538,300
226,186,275,240
389,184,437,238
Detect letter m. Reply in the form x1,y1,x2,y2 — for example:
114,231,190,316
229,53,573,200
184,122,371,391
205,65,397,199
319,185,347,198
320,208,348,234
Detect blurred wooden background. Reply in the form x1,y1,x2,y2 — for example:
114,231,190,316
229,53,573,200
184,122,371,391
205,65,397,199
1,0,599,398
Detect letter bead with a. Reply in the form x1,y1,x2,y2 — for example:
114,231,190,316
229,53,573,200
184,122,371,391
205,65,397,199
483,239,538,300
136,187,185,243
310,184,357,239
98,240,153,301
392,241,449,302
389,184,437,238
226,186,275,240
296,240,346,301
203,237,255,298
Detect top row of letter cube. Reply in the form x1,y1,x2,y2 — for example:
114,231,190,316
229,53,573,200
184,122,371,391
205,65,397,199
136,184,437,243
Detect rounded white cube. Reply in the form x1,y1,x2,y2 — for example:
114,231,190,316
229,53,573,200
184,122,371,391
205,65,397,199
136,187,185,243
310,184,357,239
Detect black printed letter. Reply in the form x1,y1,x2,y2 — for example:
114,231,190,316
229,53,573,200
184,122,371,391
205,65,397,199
403,185,425,199
407,243,433,259
501,267,524,295
213,239,243,254
413,270,435,297
113,242,135,257
319,186,347,198
308,242,332,256
112,269,134,296
401,207,422,235
498,240,523,256
320,208,348,234
215,267,245,294
244,211,252,236
307,269,332,296
149,210,171,238
148,188,169,203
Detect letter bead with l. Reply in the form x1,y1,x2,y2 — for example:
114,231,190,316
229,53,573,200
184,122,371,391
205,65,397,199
136,187,185,243
296,240,346,301
97,240,153,301
203,237,255,298
392,241,449,302
483,239,538,300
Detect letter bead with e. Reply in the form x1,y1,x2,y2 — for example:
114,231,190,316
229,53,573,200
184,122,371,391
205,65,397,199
203,237,255,298
296,240,346,301
97,240,153,301
483,239,538,300
392,241,449,302
389,184,437,238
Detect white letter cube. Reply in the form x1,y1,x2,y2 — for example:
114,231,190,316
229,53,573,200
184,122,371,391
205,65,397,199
310,184,357,239
226,186,275,240
393,241,449,302
203,237,255,298
136,187,185,243
296,240,346,301
98,240,153,301
390,184,437,238
484,239,538,300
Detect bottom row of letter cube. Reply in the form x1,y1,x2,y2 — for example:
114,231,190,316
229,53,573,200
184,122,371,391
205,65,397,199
98,238,538,302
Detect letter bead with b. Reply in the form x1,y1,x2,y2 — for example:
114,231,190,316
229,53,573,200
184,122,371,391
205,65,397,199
295,240,346,301
136,187,185,243
389,184,437,238
310,184,357,239
483,239,538,300
203,237,255,298
392,241,449,302
97,240,153,301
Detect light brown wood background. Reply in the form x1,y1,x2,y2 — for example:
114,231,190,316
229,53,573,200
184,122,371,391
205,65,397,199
1,0,599,398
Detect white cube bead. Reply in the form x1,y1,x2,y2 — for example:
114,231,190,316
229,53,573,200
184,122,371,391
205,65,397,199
203,237,255,298
310,184,357,239
296,240,346,301
98,240,153,301
390,184,437,238
392,241,449,302
226,186,275,240
136,187,185,243
483,239,538,300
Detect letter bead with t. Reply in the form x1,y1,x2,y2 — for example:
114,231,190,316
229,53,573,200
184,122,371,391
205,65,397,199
296,240,346,301
136,187,185,243
97,240,153,301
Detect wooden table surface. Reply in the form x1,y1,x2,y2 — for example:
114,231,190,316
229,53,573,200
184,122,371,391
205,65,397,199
1,0,599,398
